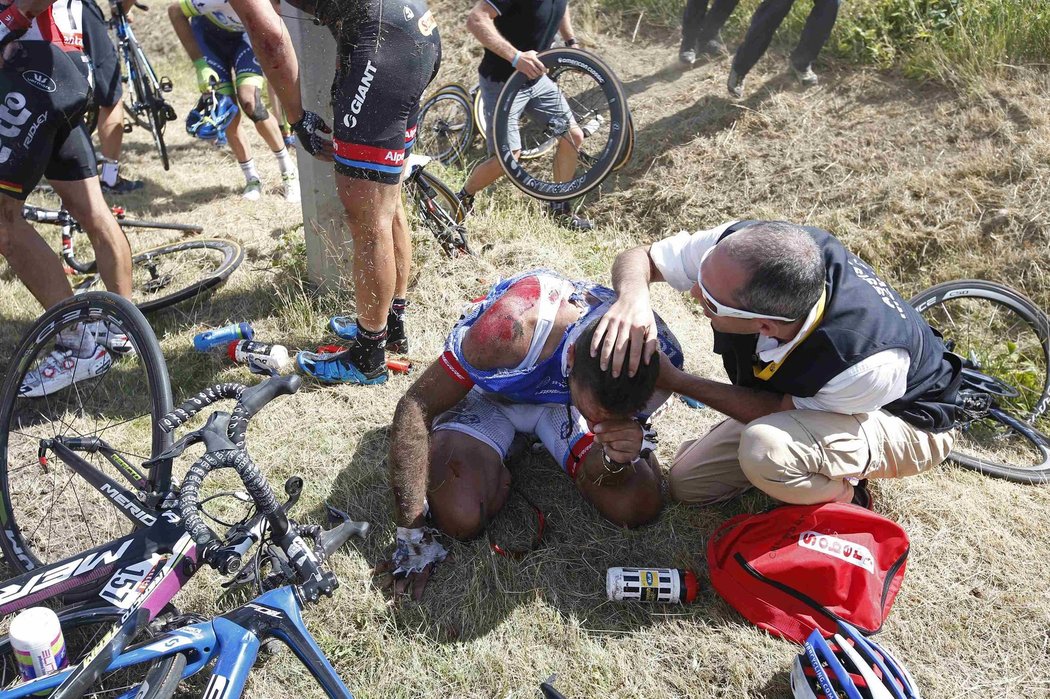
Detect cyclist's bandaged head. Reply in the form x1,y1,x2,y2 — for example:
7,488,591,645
568,318,660,420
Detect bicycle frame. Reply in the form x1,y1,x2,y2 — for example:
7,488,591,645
0,586,353,699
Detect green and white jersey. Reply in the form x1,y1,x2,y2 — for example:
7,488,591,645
180,0,244,32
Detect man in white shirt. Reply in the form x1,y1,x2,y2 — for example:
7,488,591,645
591,219,960,506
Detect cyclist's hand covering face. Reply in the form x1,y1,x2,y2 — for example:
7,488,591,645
375,526,447,602
292,110,335,161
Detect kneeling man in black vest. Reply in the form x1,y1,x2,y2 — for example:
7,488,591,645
592,220,960,506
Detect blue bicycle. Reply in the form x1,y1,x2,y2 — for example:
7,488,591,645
0,374,369,699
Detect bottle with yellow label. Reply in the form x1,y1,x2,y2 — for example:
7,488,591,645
606,567,699,603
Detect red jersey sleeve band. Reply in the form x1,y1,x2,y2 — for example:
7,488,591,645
439,351,475,389
565,432,596,481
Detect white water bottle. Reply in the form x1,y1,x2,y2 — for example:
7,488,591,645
9,607,68,681
227,340,291,374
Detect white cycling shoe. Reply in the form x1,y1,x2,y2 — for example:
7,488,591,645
19,345,113,398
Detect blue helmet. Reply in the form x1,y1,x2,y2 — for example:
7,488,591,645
791,620,920,699
186,92,238,143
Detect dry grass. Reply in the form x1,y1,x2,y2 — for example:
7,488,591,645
1,1,1049,697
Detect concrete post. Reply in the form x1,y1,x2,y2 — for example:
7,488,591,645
285,8,349,292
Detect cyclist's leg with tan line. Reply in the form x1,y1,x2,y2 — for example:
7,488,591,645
0,194,76,309
50,178,132,298
336,175,400,332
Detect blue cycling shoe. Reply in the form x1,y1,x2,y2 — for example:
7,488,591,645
328,315,409,354
296,348,388,385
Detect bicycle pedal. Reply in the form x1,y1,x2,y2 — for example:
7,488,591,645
163,104,178,122
159,76,174,93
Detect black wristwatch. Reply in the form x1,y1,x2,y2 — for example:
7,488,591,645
565,37,578,47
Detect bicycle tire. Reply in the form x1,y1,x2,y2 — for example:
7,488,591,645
473,87,487,144
434,81,470,102
909,279,1050,421
416,90,474,166
493,48,628,202
116,218,204,234
0,292,173,571
411,170,472,257
613,109,634,172
0,604,178,698
135,649,188,699
947,407,1050,483
74,238,244,314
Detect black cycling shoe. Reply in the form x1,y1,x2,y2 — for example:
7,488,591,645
549,203,593,231
101,176,145,195
697,38,727,56
456,188,475,216
850,479,874,510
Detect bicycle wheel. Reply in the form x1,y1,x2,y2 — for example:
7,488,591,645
416,90,474,166
493,48,628,202
473,87,487,144
613,110,634,172
909,280,1050,421
0,292,172,570
73,239,244,314
0,605,180,698
948,406,1050,483
410,170,471,257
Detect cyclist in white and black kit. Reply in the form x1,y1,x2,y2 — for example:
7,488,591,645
456,0,592,231
0,0,136,395
222,0,441,386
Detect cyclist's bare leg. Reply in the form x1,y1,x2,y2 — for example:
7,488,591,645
427,429,511,540
97,103,125,162
553,125,585,183
0,193,75,308
50,178,133,298
392,194,410,299
226,111,252,164
463,150,520,195
336,174,399,332
236,83,284,152
574,448,664,528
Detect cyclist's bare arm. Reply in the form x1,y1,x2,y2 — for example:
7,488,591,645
592,244,667,377
465,0,544,79
167,3,203,60
389,363,472,529
226,0,304,121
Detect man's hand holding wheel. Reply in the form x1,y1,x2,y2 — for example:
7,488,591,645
512,49,546,80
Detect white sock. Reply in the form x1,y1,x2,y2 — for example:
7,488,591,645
273,148,294,175
239,159,260,184
100,160,119,187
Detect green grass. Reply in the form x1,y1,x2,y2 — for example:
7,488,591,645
593,0,1050,85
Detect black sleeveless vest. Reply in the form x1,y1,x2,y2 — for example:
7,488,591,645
712,222,961,431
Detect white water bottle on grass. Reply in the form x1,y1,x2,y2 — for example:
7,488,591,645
9,607,68,680
228,340,292,374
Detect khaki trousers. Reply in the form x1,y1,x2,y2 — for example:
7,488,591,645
668,410,955,505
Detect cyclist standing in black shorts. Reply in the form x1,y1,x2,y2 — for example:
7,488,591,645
82,0,143,193
224,0,441,386
0,0,133,309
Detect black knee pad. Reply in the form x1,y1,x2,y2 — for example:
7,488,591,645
242,90,270,123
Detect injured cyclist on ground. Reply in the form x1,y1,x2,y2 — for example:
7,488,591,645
376,269,684,599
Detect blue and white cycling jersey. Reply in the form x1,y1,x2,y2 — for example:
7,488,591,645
439,269,684,406
180,0,243,31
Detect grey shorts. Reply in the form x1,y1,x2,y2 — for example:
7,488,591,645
479,72,575,155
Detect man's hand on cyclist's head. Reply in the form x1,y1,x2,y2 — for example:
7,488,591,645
375,526,447,602
292,110,334,161
590,296,659,379
514,49,546,80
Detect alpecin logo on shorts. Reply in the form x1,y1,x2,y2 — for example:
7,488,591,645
22,70,57,93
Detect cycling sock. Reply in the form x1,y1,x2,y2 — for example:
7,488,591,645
100,159,119,187
388,299,408,342
343,320,386,374
272,147,295,175
239,158,260,184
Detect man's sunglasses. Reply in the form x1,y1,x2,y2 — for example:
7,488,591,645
696,247,797,322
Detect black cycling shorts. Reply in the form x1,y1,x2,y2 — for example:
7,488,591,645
0,42,96,200
82,0,122,108
331,0,441,184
